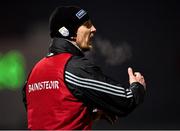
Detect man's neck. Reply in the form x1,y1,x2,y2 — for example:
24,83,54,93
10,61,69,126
65,39,82,51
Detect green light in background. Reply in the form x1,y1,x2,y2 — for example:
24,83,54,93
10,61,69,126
0,50,25,90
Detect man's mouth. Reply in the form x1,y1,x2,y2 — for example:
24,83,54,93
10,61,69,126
90,33,94,38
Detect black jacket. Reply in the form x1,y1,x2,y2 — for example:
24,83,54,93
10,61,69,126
47,38,145,117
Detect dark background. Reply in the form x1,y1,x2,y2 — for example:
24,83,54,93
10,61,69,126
0,0,179,129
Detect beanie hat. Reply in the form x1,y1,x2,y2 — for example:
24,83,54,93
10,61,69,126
49,6,90,39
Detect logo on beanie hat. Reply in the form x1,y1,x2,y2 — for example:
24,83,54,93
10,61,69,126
76,9,87,19
58,26,69,37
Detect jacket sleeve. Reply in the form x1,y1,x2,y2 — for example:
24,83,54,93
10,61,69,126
64,56,146,117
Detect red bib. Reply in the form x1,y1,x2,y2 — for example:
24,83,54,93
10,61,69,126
26,53,92,130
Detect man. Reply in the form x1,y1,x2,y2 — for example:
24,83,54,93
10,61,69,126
23,6,146,130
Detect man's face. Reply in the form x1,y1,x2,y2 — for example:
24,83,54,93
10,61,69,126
75,20,96,51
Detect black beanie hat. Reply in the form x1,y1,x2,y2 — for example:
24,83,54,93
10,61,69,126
49,6,90,39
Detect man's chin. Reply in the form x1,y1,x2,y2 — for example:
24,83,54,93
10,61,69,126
81,45,92,52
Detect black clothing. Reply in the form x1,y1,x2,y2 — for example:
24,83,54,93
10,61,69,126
48,38,145,117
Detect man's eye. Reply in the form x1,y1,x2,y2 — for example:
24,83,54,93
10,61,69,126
84,21,92,28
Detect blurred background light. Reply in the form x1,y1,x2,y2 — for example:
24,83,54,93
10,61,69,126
0,51,25,90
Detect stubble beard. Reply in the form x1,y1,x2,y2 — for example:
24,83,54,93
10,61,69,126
81,41,93,52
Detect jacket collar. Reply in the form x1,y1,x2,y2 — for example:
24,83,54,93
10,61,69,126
48,38,84,57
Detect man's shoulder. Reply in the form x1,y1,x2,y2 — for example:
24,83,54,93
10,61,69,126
65,55,101,76
68,55,93,68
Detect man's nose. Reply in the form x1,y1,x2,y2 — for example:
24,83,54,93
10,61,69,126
91,25,96,33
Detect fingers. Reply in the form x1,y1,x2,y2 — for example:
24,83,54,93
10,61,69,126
134,72,144,83
105,115,114,124
128,67,136,84
128,67,134,77
104,114,119,125
128,67,146,88
134,72,146,88
134,72,141,77
129,68,143,78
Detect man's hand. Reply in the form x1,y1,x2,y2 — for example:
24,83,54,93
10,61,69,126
128,67,146,88
92,109,118,124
